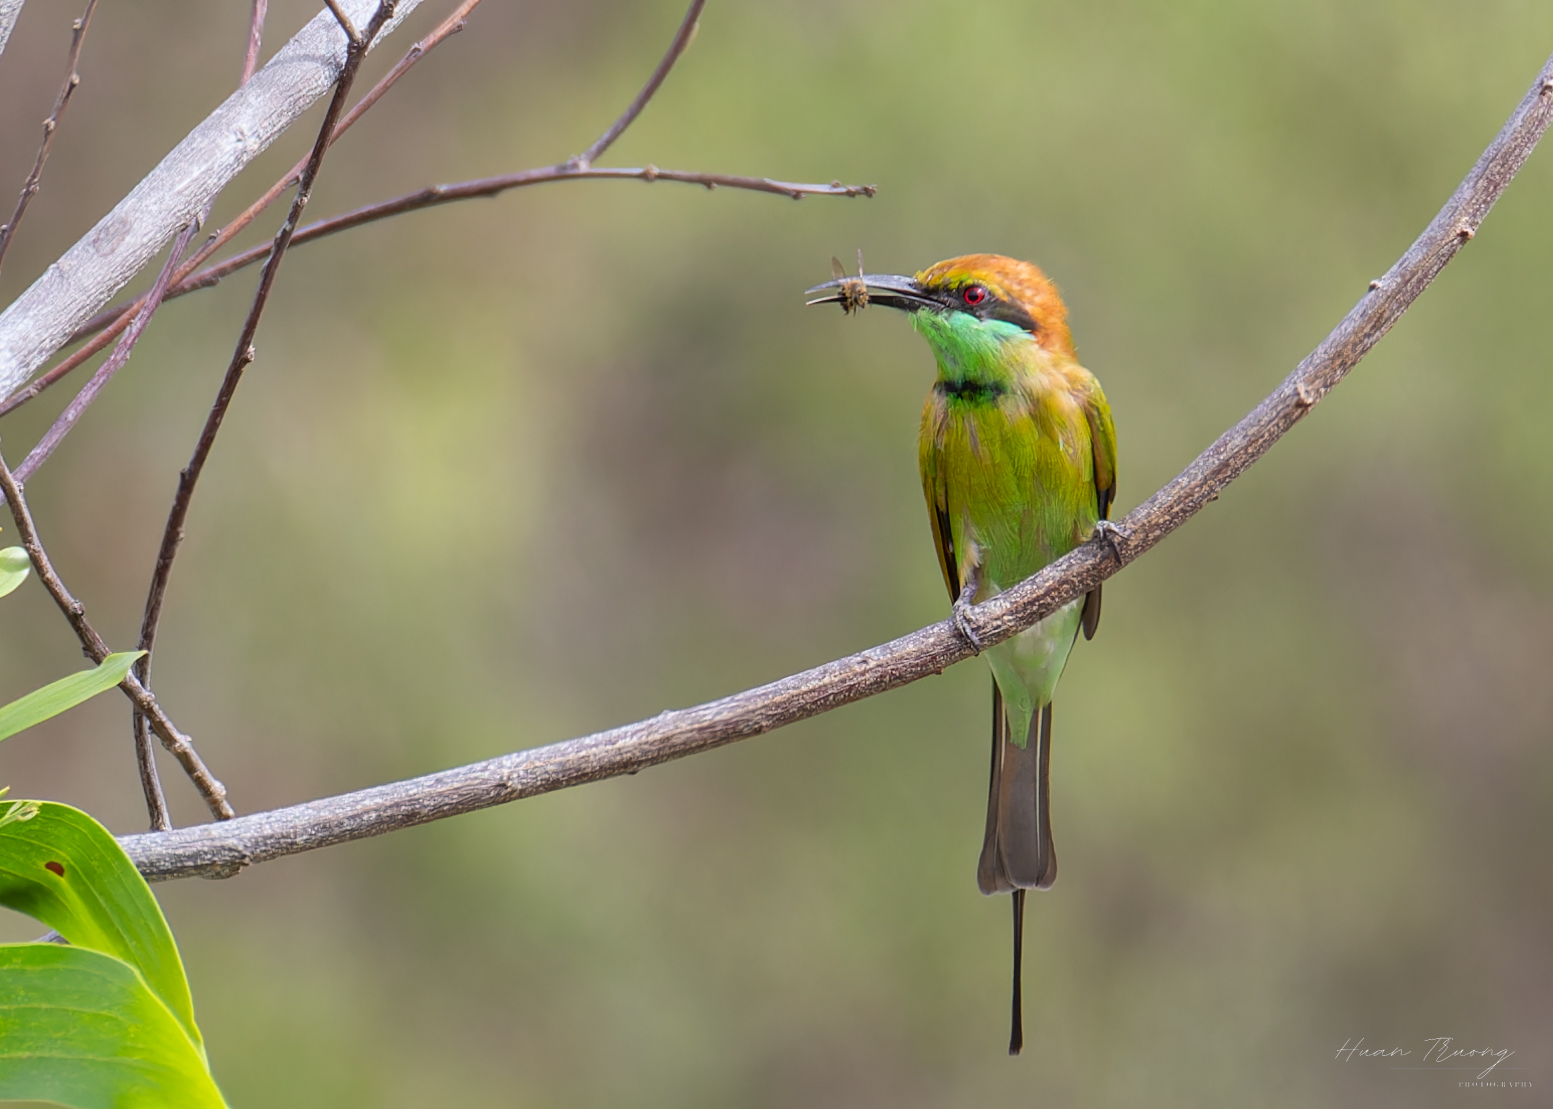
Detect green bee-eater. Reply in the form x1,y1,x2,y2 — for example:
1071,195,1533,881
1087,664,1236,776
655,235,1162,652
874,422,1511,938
808,254,1117,1054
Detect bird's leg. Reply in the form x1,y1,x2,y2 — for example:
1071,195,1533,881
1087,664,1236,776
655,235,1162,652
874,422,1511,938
953,567,984,654
1093,519,1128,566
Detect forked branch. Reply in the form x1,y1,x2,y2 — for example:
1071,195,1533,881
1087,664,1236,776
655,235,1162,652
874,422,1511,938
0,0,425,400
0,447,233,820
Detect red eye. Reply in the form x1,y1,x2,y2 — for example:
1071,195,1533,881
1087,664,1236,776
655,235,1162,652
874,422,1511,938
962,285,988,306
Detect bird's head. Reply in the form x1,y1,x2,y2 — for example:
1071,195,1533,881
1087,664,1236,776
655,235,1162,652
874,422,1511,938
806,253,1075,362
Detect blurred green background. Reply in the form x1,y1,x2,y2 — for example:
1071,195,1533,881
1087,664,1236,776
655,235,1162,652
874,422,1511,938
1,0,1551,1104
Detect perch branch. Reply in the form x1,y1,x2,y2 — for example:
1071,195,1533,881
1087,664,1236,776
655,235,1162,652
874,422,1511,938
118,50,1553,882
0,446,232,820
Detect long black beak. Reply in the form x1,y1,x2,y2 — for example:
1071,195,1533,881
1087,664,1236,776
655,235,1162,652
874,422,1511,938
804,273,940,312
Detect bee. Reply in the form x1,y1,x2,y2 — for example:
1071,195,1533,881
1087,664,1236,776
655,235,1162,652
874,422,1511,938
831,249,869,314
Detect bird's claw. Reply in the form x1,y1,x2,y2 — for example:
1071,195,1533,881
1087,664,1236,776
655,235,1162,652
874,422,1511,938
953,597,983,654
1093,519,1127,565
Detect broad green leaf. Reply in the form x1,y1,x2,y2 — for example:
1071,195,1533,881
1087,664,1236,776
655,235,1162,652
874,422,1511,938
0,802,199,1055
0,651,144,743
0,546,27,599
0,944,227,1108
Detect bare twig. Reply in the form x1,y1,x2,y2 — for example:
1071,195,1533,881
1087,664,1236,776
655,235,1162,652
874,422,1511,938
323,0,362,45
136,4,398,766
0,0,100,277
118,51,1553,882
58,168,869,363
1,0,485,420
132,706,171,831
0,0,425,400
243,0,268,84
13,222,200,484
0,446,232,820
573,0,705,169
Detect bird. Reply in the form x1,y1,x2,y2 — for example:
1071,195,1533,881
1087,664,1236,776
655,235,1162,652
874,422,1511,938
807,254,1116,1055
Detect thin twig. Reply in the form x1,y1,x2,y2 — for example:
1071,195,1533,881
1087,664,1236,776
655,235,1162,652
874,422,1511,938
132,705,171,831
118,51,1553,882
1,0,485,420
323,0,362,45
573,0,705,169
0,445,232,820
121,0,270,838
13,222,199,484
243,0,268,84
138,4,398,750
66,169,875,336
0,0,100,277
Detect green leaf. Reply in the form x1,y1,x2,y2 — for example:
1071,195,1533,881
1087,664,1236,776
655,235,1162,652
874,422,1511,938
0,546,27,599
0,802,199,1054
0,651,144,743
0,944,227,1108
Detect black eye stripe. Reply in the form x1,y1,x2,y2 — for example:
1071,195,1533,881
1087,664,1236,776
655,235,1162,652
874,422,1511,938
931,282,1040,334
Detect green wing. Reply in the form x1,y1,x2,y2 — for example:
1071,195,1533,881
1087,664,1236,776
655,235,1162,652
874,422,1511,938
1080,381,1117,640
919,406,960,603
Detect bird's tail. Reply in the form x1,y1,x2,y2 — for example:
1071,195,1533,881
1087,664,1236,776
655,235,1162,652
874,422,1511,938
977,686,1056,894
977,683,1055,1056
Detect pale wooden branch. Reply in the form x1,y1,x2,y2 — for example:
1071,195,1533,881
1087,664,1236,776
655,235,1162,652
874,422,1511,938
118,51,1553,883
0,0,424,400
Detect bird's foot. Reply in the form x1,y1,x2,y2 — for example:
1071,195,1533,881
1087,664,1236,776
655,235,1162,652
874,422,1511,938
953,582,983,654
1093,519,1128,565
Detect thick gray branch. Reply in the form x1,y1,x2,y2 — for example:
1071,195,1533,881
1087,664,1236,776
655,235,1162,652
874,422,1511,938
120,52,1553,883
0,0,420,399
